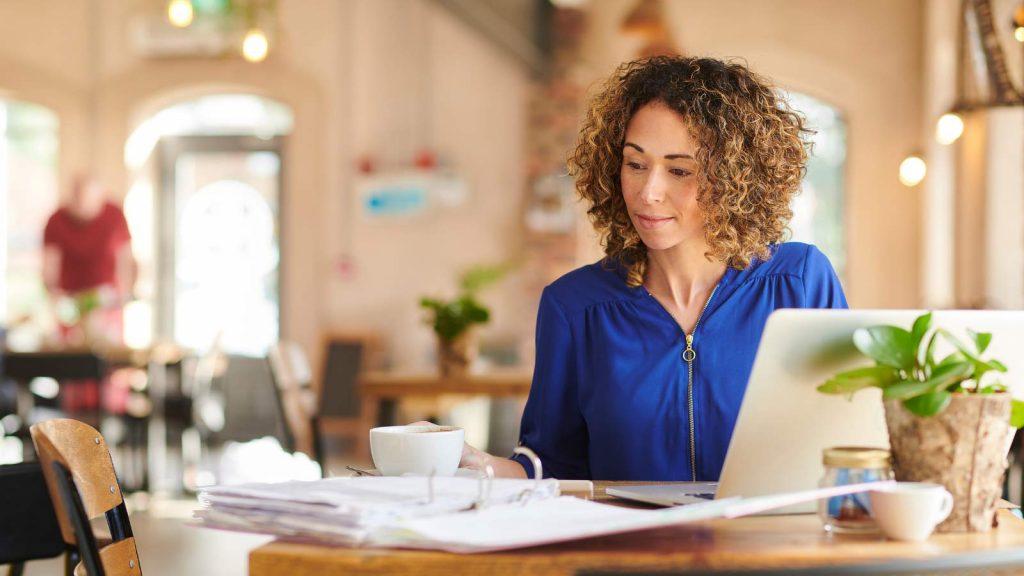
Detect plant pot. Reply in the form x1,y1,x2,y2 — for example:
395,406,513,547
884,394,1011,533
438,331,478,378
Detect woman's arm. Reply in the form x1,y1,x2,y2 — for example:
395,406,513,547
511,287,589,479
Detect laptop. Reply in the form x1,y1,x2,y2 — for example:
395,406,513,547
607,309,1024,513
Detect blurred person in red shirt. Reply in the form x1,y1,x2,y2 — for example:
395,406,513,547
42,173,137,413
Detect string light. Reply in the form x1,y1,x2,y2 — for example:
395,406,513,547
167,0,194,28
899,155,927,187
242,28,269,63
1015,5,1024,42
935,112,964,145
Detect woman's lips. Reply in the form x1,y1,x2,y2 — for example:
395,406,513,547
635,214,674,230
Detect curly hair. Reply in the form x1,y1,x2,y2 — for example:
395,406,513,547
568,56,811,287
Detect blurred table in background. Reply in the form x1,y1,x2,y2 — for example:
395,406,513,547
359,370,532,400
356,370,532,452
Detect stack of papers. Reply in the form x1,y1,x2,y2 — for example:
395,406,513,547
194,478,893,553
195,476,560,546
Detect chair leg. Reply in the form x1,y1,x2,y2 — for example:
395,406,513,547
311,416,326,477
64,548,79,576
7,563,25,576
357,396,379,463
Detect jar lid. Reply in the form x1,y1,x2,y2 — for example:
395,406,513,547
822,446,891,469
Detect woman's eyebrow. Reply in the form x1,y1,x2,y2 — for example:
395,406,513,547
624,142,693,160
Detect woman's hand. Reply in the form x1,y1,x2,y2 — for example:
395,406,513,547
407,421,528,479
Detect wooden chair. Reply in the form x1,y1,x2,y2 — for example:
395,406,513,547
29,419,142,576
266,341,319,460
316,334,375,464
267,335,380,468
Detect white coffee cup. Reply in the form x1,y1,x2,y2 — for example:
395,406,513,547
869,482,954,541
369,425,464,477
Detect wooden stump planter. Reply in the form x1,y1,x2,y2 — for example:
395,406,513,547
884,394,1011,533
438,331,477,378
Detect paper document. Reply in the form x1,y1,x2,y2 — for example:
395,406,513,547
195,477,893,553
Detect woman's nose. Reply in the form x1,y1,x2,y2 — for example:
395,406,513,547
639,168,668,204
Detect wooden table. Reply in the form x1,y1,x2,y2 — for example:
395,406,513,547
357,369,532,429
248,482,1024,575
359,370,533,399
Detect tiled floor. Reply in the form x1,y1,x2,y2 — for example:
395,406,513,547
24,497,272,576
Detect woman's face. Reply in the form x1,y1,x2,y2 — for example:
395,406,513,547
620,100,704,252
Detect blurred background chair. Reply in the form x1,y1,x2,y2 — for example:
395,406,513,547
30,419,142,576
0,461,64,576
266,335,378,473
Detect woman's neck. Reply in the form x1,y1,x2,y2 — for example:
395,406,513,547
644,241,727,309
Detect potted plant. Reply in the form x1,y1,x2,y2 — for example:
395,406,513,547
818,312,1023,532
420,264,507,378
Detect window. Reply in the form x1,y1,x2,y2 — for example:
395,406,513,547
785,91,848,279
0,99,59,349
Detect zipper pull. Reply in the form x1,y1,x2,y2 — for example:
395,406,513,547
682,334,696,362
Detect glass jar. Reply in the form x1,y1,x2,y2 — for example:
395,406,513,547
818,446,893,533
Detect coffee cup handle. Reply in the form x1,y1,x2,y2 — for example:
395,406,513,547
936,489,954,524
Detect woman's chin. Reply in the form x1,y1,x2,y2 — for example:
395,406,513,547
639,234,683,252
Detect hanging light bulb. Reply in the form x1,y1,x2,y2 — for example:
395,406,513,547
242,28,269,63
167,0,194,28
935,112,965,145
899,155,927,187
1015,6,1024,42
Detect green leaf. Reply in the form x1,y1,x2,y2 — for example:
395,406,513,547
883,380,936,400
903,391,952,417
938,329,1005,382
968,329,992,355
924,331,940,369
853,326,916,370
459,264,508,294
936,351,966,369
911,312,932,350
990,360,1008,373
882,363,971,400
929,360,973,384
817,365,900,395
1011,400,1024,428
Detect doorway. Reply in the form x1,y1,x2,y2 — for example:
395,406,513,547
157,135,283,356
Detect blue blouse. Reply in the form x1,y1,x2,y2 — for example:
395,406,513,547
511,242,847,481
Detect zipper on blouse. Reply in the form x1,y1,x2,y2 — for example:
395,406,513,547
684,285,719,481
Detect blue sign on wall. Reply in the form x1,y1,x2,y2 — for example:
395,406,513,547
361,185,429,217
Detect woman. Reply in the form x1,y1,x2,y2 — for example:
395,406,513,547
465,55,846,481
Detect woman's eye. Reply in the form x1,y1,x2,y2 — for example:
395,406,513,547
670,169,692,177
626,161,645,170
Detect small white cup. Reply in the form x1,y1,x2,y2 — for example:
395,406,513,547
869,482,954,541
369,425,464,477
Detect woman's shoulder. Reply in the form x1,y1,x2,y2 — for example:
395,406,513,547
745,241,832,279
543,260,637,315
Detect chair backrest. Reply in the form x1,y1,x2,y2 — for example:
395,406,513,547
0,462,64,565
215,355,283,442
30,419,142,576
267,341,317,456
318,338,366,419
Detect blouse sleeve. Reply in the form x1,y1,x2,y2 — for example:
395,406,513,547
801,244,848,309
510,287,590,479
